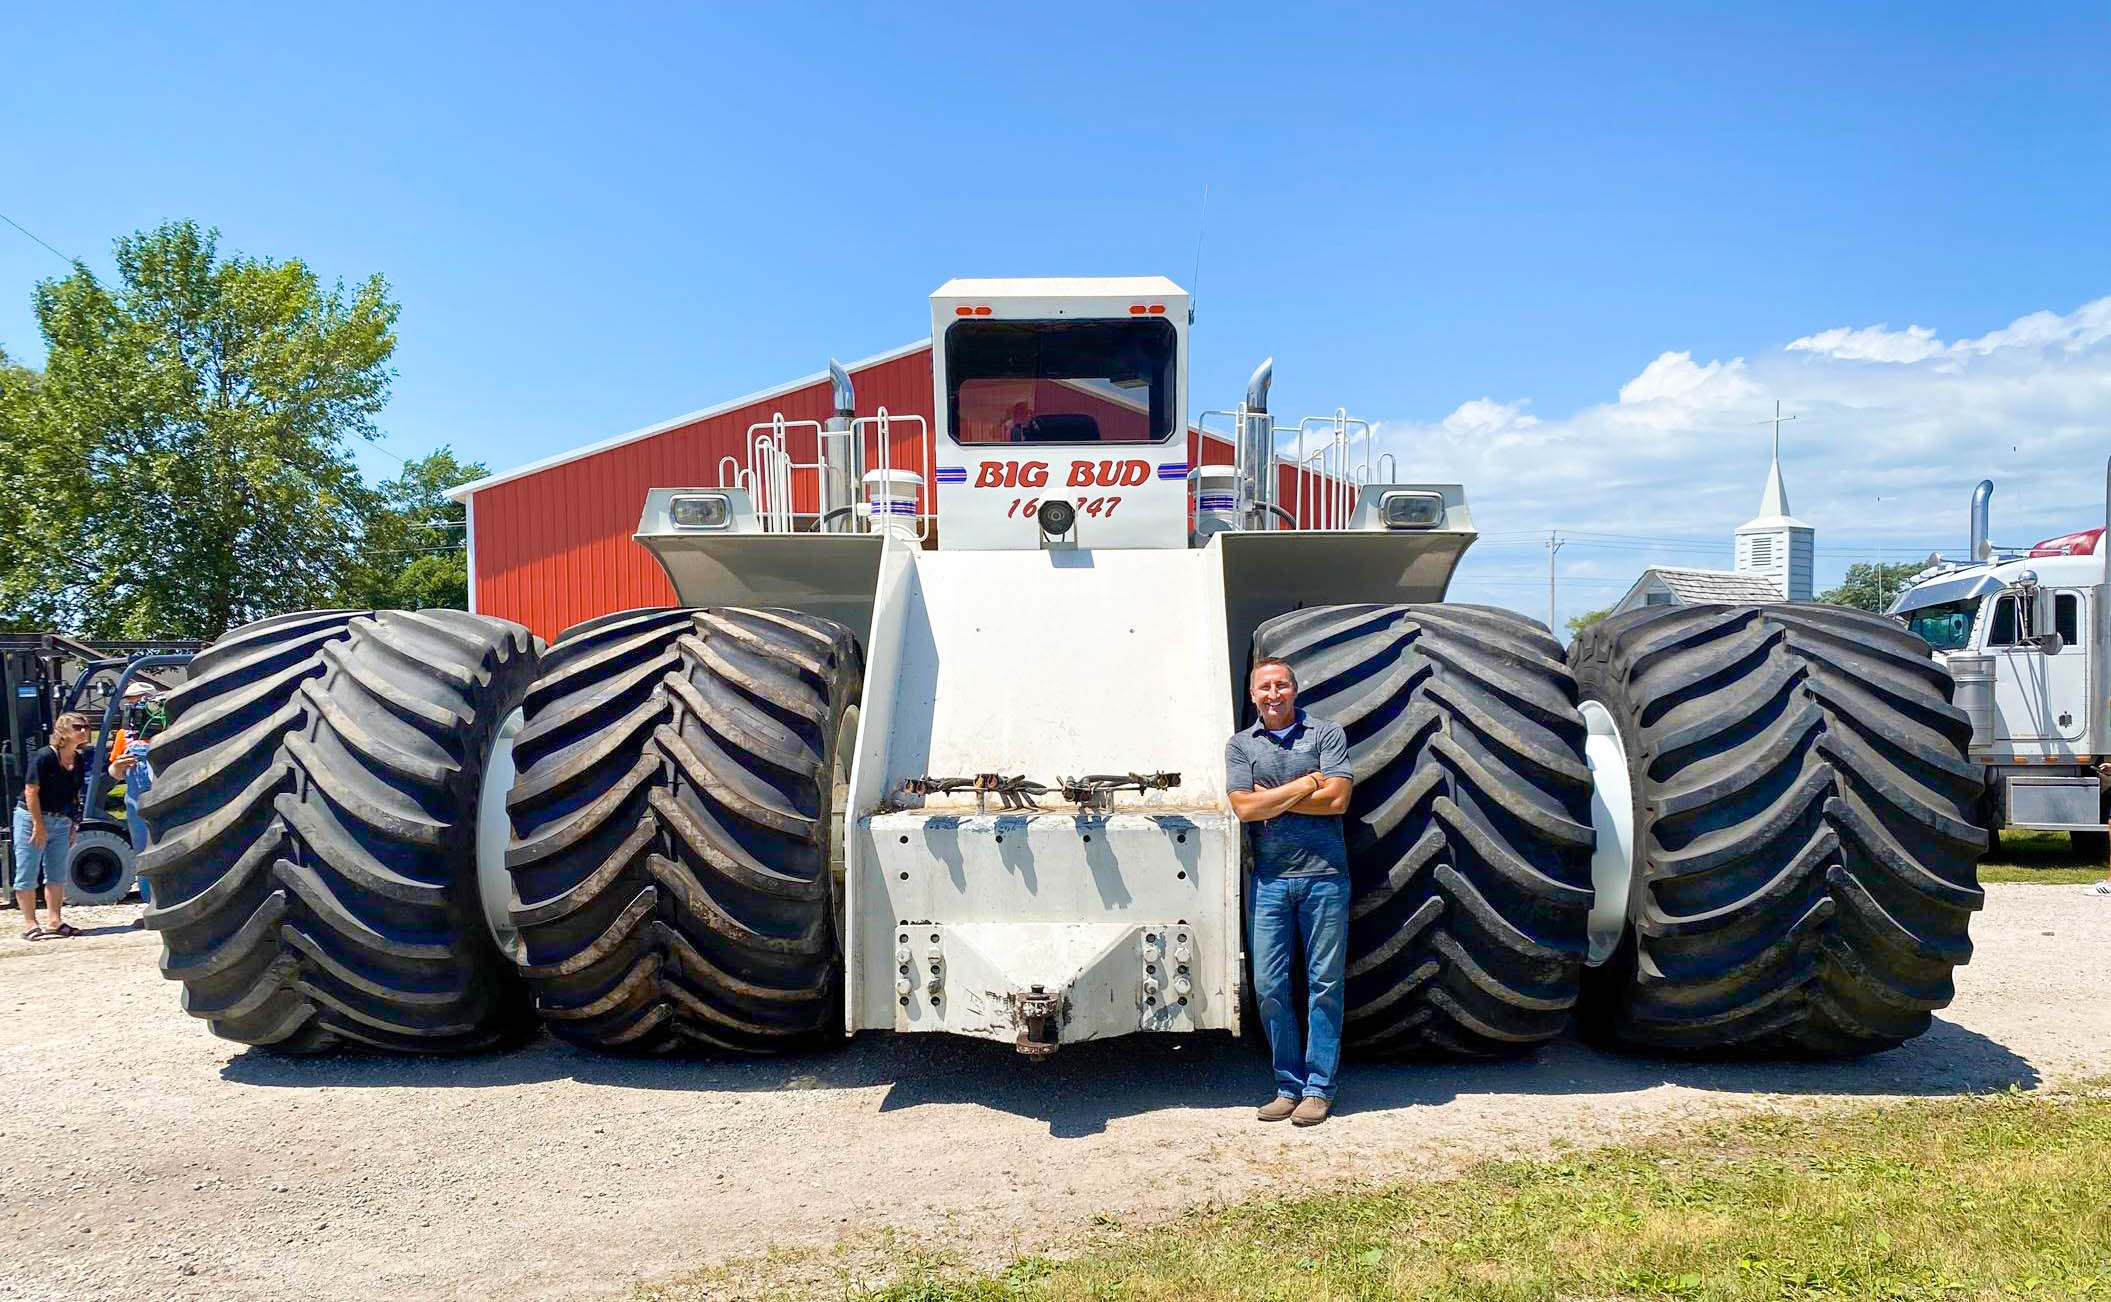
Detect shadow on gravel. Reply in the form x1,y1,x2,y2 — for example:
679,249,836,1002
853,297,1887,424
1328,1016,2041,1121
219,1014,2038,1139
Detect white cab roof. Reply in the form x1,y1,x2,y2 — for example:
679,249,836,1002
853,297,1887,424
933,276,1187,301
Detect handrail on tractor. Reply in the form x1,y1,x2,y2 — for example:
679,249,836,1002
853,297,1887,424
730,409,936,535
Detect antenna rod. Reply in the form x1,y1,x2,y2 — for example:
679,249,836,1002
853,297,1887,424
1188,184,1209,323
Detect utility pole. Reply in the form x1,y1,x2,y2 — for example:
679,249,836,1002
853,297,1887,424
1546,531,1565,632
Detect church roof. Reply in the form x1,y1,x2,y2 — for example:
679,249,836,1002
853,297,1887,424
1640,567,1787,604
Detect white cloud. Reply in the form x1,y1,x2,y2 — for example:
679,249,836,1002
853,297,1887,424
1616,350,1754,404
1785,324,1943,364
1365,297,2111,629
1440,397,1539,437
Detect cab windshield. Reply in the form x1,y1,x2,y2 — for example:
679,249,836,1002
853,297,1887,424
945,319,1176,444
1904,598,1980,652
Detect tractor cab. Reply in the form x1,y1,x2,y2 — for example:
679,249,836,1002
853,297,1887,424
930,277,1191,550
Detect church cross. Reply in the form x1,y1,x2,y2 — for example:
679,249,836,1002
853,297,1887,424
1756,400,1797,461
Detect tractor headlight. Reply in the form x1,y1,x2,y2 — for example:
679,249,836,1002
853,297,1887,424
1379,491,1443,530
1037,499,1077,536
669,494,732,530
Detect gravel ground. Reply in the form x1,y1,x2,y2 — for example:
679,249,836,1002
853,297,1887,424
1,882,2106,1302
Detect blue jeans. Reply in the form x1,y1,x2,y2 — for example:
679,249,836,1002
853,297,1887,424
11,807,74,895
124,751,155,901
1250,872,1347,1100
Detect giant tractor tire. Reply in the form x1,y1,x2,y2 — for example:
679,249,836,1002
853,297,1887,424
1252,604,1596,1057
1568,604,1987,1055
139,609,541,1053
502,607,862,1054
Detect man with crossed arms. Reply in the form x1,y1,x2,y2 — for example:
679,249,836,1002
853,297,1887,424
1225,656,1353,1126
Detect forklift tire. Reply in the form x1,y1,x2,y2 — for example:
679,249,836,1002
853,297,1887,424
1568,603,1987,1055
64,826,138,906
140,609,541,1053
1252,604,1596,1057
504,607,862,1053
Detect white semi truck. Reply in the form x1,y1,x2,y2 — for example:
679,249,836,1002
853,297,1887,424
1888,462,2111,855
139,277,1989,1060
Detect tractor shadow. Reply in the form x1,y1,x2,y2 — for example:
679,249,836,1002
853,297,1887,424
1329,1014,2040,1120
219,1014,2038,1140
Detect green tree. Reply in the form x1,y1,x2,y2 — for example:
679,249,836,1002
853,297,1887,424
0,348,43,632
1566,607,1611,636
0,221,397,638
1818,562,1918,613
347,447,486,610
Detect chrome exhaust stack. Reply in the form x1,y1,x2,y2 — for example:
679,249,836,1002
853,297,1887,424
822,358,859,532
1241,357,1275,529
2101,456,2111,752
1970,478,1994,561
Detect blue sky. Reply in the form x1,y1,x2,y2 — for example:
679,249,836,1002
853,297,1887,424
5,3,2107,626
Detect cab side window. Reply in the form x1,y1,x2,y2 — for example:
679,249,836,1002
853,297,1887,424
2056,593,2079,645
1987,596,2018,647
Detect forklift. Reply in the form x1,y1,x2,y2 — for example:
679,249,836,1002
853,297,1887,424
2,634,197,906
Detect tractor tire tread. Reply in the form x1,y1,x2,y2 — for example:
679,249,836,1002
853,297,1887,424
505,606,861,1054
1254,602,1594,1057
1568,602,1986,1055
140,611,540,1054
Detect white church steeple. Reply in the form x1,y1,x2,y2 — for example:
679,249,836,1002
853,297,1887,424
1734,401,1814,601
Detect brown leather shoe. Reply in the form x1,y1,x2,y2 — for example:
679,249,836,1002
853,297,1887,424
1257,1096,1298,1122
1290,1096,1331,1126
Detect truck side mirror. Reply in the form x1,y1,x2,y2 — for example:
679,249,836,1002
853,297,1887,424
2031,585,2061,655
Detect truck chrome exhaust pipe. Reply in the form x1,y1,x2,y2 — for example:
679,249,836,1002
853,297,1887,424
823,359,858,532
1242,357,1275,529
2101,455,2110,751
1970,478,1994,561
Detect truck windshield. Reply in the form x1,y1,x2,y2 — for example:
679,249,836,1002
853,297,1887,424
1904,598,1980,651
946,319,1176,444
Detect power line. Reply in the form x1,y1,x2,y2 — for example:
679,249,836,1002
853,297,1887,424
1464,576,1632,588
1476,531,1950,559
0,210,77,265
0,213,427,473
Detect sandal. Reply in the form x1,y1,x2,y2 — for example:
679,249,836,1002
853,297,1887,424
21,926,48,942
48,923,81,938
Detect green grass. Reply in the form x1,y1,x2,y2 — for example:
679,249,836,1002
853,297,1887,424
650,1087,2111,1302
1979,829,2108,885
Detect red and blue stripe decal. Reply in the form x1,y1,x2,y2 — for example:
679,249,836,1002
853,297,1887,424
1155,461,1189,481
933,466,968,485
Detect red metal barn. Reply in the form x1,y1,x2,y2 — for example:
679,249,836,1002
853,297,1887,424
451,341,1333,642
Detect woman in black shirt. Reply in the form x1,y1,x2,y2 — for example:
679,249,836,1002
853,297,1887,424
13,711,136,940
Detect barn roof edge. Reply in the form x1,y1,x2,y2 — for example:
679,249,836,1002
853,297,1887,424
447,337,934,501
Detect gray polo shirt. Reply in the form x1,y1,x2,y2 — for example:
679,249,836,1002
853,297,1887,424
1225,711,1353,879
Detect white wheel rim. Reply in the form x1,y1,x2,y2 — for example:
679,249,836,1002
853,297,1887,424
830,704,858,935
477,707,526,960
1579,699,1637,967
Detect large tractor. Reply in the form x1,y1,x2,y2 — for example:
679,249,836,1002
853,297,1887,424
139,277,1986,1058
